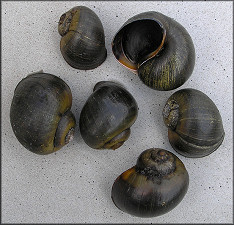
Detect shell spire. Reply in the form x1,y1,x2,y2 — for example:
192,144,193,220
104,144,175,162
136,148,176,177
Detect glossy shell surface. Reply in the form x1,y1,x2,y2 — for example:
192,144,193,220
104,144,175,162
58,6,107,70
79,81,138,150
112,11,195,91
10,72,76,155
111,148,189,217
163,88,225,157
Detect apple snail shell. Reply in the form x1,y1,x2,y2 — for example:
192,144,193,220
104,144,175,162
10,72,76,155
163,88,225,157
112,11,195,91
111,148,189,217
58,6,107,70
79,81,138,150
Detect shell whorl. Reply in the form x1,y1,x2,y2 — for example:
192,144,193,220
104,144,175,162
102,128,130,150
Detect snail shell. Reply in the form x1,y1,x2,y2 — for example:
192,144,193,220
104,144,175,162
111,148,189,217
163,88,225,157
10,72,76,155
112,11,195,91
79,81,138,150
58,6,107,70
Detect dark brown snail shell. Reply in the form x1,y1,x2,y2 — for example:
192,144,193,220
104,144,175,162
163,88,225,158
58,6,107,70
79,81,138,150
10,72,76,155
112,11,195,91
111,148,189,217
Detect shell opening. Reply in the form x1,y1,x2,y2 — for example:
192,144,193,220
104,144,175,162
121,19,165,68
102,128,131,150
162,100,179,130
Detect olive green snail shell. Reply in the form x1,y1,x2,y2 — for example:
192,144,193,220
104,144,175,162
10,72,76,155
111,148,189,217
79,81,138,150
58,6,107,70
163,88,225,158
112,11,195,91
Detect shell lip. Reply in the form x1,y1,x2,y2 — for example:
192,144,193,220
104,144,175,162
112,18,166,74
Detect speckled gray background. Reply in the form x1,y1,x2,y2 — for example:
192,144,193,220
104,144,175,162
2,1,233,223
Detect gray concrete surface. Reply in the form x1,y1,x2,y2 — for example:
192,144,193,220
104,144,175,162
2,1,233,223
